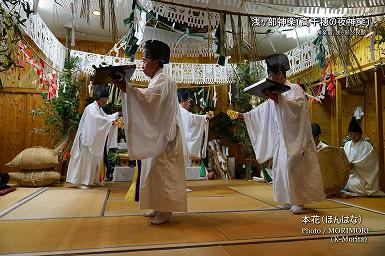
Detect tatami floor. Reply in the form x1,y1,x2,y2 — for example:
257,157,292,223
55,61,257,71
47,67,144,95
0,180,384,256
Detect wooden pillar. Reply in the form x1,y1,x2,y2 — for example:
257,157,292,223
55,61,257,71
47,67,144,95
335,79,343,147
370,33,375,62
65,27,71,62
374,69,385,190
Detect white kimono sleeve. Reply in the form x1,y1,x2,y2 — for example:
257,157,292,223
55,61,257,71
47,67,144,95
353,147,380,189
121,74,177,159
179,106,207,158
277,84,311,156
106,112,119,149
347,141,384,195
83,106,116,157
243,101,279,163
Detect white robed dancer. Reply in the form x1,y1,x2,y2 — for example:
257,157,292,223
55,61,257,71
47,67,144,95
177,89,212,191
66,85,119,188
238,54,325,214
114,40,186,224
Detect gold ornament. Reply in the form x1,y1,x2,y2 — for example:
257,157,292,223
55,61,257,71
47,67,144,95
113,117,125,128
227,109,239,120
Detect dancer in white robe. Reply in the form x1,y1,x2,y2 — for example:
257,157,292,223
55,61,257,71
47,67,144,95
66,85,119,188
177,89,212,190
113,40,186,224
177,89,212,159
311,123,329,152
343,117,385,196
238,54,325,214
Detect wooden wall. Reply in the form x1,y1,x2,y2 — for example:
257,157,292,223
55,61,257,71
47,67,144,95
0,88,52,173
0,38,91,173
68,40,114,55
308,96,334,145
378,72,385,190
0,36,53,172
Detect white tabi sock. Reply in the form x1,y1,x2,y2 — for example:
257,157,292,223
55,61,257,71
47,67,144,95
151,212,172,225
143,210,159,217
290,205,305,214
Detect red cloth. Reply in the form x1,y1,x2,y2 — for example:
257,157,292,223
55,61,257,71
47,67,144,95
0,186,16,196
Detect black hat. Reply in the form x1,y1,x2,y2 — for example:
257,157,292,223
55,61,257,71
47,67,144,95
177,89,190,102
311,123,321,137
348,117,362,134
93,84,110,100
265,53,290,73
144,40,170,64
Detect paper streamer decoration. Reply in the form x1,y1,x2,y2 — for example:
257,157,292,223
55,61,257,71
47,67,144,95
200,160,205,177
125,160,141,202
261,164,272,183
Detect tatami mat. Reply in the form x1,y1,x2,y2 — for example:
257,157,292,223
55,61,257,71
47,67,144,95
3,207,383,254
1,180,385,256
222,236,385,256
108,186,239,201
108,189,131,200
1,188,108,220
0,187,42,211
228,185,351,209
104,199,142,216
104,195,273,216
83,235,385,256
0,215,227,254
200,207,385,240
187,195,273,212
186,179,255,188
227,184,277,206
330,197,385,214
88,246,232,256
95,180,250,200
105,182,266,216
187,187,240,197
2,209,384,255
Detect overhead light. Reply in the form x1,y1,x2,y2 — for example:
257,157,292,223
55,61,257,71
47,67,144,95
92,10,101,16
280,25,320,39
37,0,49,10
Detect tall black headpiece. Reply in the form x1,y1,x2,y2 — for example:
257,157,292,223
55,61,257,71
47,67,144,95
93,84,110,100
177,89,190,102
265,53,290,73
143,40,171,64
348,117,362,134
311,123,321,137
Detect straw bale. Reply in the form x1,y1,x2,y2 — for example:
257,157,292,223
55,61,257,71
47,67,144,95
9,170,60,187
6,147,58,170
